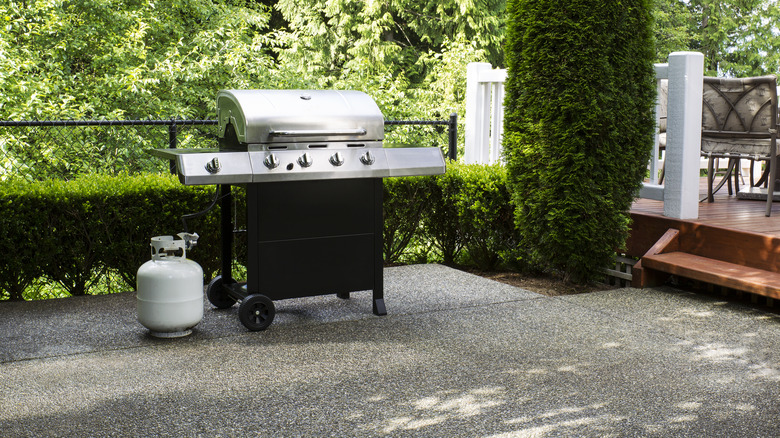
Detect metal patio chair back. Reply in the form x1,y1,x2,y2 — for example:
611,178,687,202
701,75,779,216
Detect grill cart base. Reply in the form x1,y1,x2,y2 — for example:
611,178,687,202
206,178,385,331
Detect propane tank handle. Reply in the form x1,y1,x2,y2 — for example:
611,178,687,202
177,232,199,250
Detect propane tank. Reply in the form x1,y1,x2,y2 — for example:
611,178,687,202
137,233,203,338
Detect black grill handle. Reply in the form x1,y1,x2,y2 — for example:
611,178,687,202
268,128,367,137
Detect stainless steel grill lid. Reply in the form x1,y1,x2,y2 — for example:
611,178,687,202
153,89,446,185
217,90,385,148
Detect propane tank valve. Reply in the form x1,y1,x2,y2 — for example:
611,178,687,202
178,232,199,250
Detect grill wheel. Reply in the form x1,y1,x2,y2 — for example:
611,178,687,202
238,294,275,331
206,275,236,309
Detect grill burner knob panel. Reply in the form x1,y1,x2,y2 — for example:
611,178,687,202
360,151,375,165
205,157,221,174
298,152,314,168
263,154,280,169
329,152,345,167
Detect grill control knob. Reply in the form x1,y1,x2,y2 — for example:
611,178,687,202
359,151,375,165
264,154,280,169
298,152,314,168
329,152,345,166
205,157,221,174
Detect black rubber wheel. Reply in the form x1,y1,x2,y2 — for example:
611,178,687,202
238,294,275,331
206,275,236,309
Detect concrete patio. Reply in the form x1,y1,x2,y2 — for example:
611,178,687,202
2,264,779,437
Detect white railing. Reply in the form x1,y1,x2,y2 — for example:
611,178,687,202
640,52,703,219
464,53,707,220
464,62,507,164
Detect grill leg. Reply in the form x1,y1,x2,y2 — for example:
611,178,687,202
220,184,233,283
373,178,386,316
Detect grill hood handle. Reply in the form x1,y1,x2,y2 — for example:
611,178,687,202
268,128,367,137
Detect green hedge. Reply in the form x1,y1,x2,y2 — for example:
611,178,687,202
385,162,521,271
0,174,225,301
1,164,518,301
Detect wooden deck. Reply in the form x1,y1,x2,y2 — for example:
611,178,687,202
627,178,780,298
631,182,780,238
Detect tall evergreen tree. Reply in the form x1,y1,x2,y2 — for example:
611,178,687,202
503,0,656,282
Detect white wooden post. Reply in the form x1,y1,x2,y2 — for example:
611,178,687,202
465,63,490,164
639,52,703,219
647,63,667,188
663,52,703,219
465,62,507,164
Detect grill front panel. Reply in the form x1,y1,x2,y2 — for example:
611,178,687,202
246,178,383,300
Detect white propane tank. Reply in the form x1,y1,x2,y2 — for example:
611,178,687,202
137,233,203,338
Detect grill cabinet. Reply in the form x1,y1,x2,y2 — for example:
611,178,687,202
154,90,445,330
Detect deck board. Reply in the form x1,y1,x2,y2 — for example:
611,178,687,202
631,177,780,238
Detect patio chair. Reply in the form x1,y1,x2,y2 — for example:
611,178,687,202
701,75,779,216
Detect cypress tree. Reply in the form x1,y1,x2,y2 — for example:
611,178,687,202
503,0,656,282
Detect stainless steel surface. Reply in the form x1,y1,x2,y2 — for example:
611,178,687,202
217,90,384,147
329,152,344,167
297,152,314,168
263,154,280,169
155,89,447,185
154,147,445,185
269,128,368,137
247,148,391,182
359,150,375,165
386,148,448,177
152,149,253,185
205,157,221,174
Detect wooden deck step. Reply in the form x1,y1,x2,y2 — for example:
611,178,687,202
642,251,780,300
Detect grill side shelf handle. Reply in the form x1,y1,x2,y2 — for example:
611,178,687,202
268,128,367,137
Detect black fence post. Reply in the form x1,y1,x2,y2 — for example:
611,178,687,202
448,113,458,161
168,119,178,174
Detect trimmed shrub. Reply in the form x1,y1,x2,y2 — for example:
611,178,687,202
1,164,517,300
383,176,434,264
387,162,517,270
0,180,56,301
423,168,465,265
0,174,224,300
448,163,516,270
503,0,656,282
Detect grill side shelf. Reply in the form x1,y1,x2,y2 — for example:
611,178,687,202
152,149,254,185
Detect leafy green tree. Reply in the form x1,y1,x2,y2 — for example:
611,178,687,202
0,0,275,120
653,0,696,62
652,0,780,76
504,0,656,282
273,0,505,82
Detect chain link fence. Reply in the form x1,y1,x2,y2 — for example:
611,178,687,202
0,116,457,181
0,120,219,181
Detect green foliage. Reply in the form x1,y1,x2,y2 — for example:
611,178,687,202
445,163,516,270
383,176,432,264
504,0,656,282
274,0,505,81
652,0,780,76
653,0,696,62
0,174,224,300
423,170,465,265
384,163,518,271
0,0,485,181
0,0,275,120
0,179,54,300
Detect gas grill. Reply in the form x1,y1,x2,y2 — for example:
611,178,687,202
153,90,446,331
